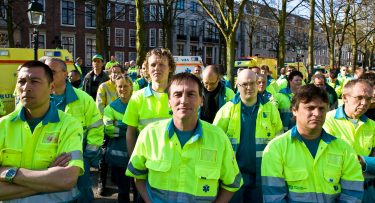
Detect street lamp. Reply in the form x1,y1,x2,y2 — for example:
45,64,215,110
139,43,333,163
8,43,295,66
27,0,44,61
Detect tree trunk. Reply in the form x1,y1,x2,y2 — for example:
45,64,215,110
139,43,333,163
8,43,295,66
166,25,173,51
102,1,109,60
6,0,14,47
135,0,146,66
329,43,335,70
352,42,357,70
95,0,103,55
307,0,315,74
226,33,236,87
337,47,342,68
278,0,287,68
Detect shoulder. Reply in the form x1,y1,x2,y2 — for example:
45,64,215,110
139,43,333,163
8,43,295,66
201,120,227,139
74,88,95,102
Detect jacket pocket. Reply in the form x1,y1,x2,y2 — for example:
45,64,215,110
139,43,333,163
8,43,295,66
0,148,22,167
145,160,171,188
35,144,57,169
195,166,220,198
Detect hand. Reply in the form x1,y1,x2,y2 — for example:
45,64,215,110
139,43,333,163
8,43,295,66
358,155,366,171
49,153,72,167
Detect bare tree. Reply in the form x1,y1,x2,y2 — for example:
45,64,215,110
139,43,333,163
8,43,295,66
197,0,247,86
261,0,304,68
135,0,146,66
308,0,315,73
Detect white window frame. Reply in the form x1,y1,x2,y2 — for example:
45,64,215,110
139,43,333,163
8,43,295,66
129,6,136,22
115,4,126,21
149,29,156,47
115,51,124,65
128,52,137,61
85,36,96,66
115,28,125,47
85,3,96,28
61,34,76,58
29,32,46,49
149,5,157,21
60,0,75,26
129,29,136,47
158,29,164,48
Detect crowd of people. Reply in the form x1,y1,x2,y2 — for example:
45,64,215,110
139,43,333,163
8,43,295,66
0,47,374,203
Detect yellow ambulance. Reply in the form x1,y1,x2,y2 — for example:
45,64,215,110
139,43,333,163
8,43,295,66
0,48,75,115
234,56,278,79
173,56,204,74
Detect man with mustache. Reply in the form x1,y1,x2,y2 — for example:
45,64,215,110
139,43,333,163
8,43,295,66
324,79,375,202
262,84,364,202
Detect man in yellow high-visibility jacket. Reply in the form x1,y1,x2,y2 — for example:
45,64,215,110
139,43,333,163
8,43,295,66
262,84,364,202
0,61,84,202
45,58,104,203
324,79,374,203
126,73,242,202
213,69,282,202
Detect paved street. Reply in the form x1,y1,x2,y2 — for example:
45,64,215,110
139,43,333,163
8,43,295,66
90,168,134,203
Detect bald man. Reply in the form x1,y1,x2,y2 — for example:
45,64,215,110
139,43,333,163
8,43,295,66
201,65,235,123
213,69,283,202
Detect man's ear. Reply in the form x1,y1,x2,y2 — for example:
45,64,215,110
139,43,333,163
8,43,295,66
291,106,298,117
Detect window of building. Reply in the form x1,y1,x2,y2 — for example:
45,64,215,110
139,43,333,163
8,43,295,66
176,0,185,10
85,37,96,66
61,0,75,26
177,18,184,35
129,29,136,47
190,2,197,12
129,6,136,22
115,4,126,21
191,20,197,36
85,3,96,28
115,28,125,47
149,5,157,21
158,29,164,47
61,35,75,58
107,27,110,46
262,36,267,49
206,23,217,39
149,29,156,47
106,2,111,19
177,44,184,55
38,0,46,23
190,45,198,55
29,33,46,49
159,6,164,21
255,36,261,49
144,7,149,22
129,52,137,61
115,51,124,65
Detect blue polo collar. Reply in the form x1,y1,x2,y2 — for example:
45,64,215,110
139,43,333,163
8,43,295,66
279,87,292,95
167,119,203,143
144,83,154,97
334,106,368,122
65,81,79,104
110,98,127,114
231,93,268,105
291,126,336,144
12,101,60,125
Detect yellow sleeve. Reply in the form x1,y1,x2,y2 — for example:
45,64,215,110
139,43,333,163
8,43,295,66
123,92,142,128
103,105,115,138
96,83,107,115
58,116,85,175
219,131,243,192
125,128,148,179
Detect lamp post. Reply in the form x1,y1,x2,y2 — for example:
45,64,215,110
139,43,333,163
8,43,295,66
27,0,44,61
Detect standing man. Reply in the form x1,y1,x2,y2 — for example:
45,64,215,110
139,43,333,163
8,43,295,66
262,84,364,202
105,55,119,70
312,73,338,110
0,61,84,202
74,57,83,75
126,73,242,202
323,79,374,202
45,58,104,203
128,60,138,82
201,65,235,123
276,70,303,132
82,54,110,100
133,62,150,92
123,48,175,157
213,69,282,202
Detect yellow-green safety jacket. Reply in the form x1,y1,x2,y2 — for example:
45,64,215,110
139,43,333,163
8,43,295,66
262,127,364,202
126,119,243,202
213,93,283,186
96,80,118,115
63,82,104,166
0,103,84,202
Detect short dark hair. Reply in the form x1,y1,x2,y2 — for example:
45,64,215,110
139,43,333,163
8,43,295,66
291,84,329,110
19,61,53,84
359,72,375,86
288,70,303,82
70,69,81,76
204,65,221,76
168,72,203,97
312,73,325,82
329,70,338,79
